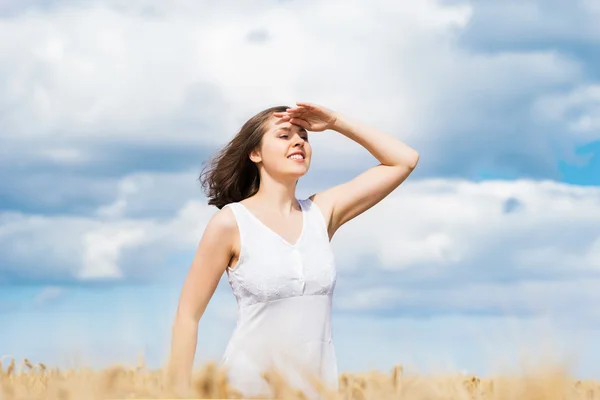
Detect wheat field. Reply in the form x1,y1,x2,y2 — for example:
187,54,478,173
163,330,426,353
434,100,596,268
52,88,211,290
1,356,599,400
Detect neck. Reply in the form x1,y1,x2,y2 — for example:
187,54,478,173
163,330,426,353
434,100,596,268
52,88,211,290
252,173,299,214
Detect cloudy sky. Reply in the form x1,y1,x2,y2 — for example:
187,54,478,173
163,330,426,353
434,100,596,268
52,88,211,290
2,0,600,379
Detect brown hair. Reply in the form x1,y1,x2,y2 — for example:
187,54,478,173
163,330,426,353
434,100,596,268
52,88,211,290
199,105,289,209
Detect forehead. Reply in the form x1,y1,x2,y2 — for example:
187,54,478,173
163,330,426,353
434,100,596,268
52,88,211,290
268,117,307,134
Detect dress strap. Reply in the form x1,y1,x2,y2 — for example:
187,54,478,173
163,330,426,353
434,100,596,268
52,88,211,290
223,202,249,242
299,197,330,238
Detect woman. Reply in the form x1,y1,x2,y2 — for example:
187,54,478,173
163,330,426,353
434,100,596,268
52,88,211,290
167,102,419,397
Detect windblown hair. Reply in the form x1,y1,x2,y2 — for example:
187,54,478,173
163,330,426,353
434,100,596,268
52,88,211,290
199,105,289,209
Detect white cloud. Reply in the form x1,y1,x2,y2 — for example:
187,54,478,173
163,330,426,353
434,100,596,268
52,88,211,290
4,289,598,377
455,0,600,45
533,84,600,140
0,5,221,142
0,213,94,280
331,179,600,275
33,285,65,306
0,0,593,177
1,0,599,380
95,170,202,219
37,147,90,165
0,0,465,142
2,173,599,321
80,224,147,279
335,278,600,322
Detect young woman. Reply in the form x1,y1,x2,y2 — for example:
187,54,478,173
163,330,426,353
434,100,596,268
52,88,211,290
167,102,419,397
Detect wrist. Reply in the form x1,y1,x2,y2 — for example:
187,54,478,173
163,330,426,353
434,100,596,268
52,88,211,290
330,113,350,134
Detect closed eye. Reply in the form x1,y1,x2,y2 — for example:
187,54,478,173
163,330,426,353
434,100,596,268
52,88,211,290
277,130,308,141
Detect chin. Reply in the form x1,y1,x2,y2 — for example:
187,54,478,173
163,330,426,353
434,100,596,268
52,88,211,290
284,167,309,179
289,171,309,179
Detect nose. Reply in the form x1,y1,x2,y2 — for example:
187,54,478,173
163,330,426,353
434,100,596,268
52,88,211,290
292,133,305,147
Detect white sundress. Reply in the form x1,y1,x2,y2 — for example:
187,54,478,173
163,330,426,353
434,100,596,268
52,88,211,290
220,197,339,398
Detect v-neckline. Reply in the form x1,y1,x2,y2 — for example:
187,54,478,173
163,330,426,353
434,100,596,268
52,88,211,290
238,200,306,247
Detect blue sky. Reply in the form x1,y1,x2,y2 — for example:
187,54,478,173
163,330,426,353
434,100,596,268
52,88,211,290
2,0,600,379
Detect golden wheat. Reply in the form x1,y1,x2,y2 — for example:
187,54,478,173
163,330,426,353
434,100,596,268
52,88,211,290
0,356,599,399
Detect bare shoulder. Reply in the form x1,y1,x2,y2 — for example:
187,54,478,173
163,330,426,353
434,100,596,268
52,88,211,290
308,192,334,217
194,205,240,271
308,192,336,237
204,205,239,240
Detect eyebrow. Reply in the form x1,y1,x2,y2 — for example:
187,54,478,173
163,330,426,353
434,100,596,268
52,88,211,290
277,126,308,134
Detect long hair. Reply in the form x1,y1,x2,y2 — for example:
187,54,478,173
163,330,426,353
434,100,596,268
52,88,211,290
199,105,289,209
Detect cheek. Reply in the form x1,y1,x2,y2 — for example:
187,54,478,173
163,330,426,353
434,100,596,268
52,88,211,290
305,145,313,160
260,141,286,164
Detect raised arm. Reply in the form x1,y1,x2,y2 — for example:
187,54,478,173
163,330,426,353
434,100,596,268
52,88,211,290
276,103,419,238
314,114,419,237
166,207,237,393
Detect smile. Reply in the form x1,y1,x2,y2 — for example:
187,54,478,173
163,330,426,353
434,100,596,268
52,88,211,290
287,154,305,160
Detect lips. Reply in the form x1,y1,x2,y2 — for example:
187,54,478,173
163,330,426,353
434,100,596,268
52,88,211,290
287,151,305,160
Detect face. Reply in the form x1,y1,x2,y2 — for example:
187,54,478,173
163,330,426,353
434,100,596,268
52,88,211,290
250,116,312,180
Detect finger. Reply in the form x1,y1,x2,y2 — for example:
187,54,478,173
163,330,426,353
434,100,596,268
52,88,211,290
296,102,314,109
290,117,310,130
286,107,307,116
274,112,294,120
287,105,307,112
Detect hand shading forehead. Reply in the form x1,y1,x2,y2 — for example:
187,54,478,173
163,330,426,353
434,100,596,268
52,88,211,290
271,120,308,135
277,125,307,133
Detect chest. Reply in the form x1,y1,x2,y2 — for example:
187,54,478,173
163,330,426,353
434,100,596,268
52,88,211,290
249,211,305,246
229,238,337,305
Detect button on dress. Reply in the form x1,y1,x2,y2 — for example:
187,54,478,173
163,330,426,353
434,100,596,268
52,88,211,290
220,198,338,398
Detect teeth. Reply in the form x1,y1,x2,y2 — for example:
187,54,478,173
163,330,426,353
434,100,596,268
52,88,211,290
288,154,303,160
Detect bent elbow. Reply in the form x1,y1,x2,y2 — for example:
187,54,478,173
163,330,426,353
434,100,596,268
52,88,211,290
405,150,420,171
411,152,420,169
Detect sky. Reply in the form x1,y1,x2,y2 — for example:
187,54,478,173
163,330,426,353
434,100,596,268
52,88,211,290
1,0,600,379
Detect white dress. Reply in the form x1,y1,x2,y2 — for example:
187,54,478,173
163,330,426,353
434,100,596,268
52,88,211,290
220,198,338,398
